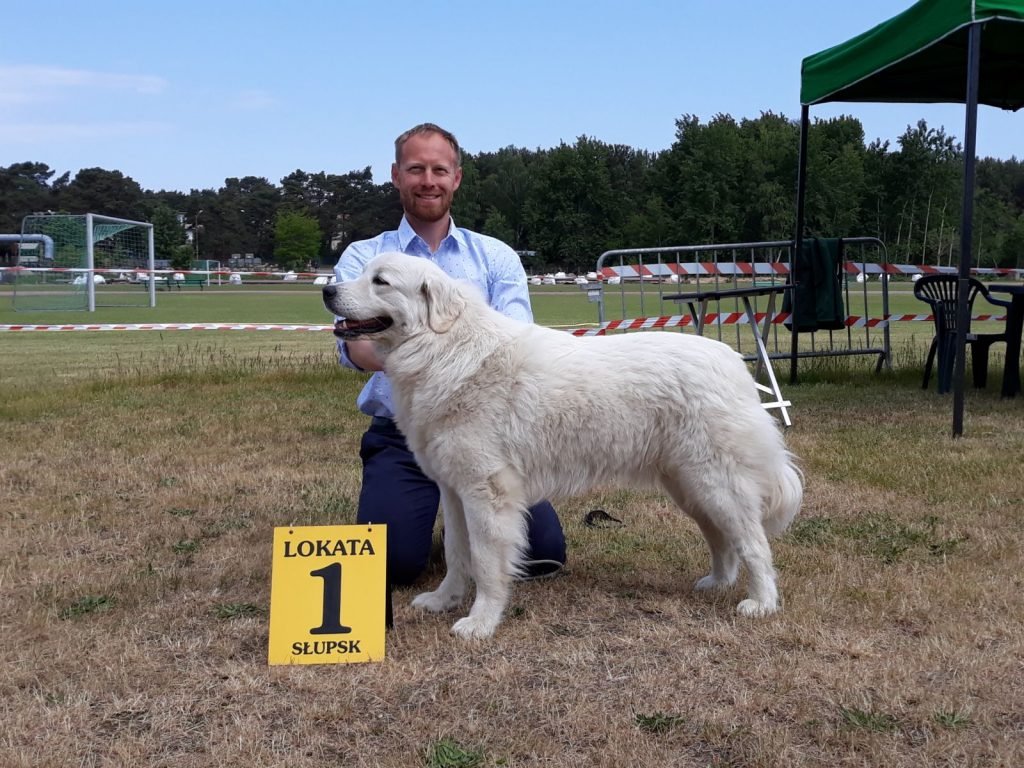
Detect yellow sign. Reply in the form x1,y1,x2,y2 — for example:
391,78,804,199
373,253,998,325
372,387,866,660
268,524,386,665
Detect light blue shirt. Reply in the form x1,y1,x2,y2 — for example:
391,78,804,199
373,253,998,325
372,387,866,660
333,216,534,418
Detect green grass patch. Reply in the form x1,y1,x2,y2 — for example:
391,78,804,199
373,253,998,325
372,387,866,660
172,539,200,555
424,738,484,768
934,709,972,729
213,603,264,620
787,516,837,546
635,711,686,734
839,706,900,733
789,513,968,564
59,595,116,620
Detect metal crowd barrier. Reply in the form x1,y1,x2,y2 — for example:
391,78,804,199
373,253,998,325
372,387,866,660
588,238,892,382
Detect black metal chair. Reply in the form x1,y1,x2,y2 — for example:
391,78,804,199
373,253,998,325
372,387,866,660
913,275,1012,394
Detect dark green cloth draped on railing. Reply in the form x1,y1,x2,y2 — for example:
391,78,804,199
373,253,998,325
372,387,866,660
783,237,846,332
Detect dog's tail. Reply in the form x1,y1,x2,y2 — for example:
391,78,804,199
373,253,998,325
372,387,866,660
763,451,803,538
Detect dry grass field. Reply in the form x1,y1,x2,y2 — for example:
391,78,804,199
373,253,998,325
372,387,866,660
1,330,1022,767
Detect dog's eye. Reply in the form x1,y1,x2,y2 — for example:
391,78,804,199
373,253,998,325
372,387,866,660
372,274,389,286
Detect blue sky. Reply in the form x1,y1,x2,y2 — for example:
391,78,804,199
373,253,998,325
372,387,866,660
2,1,1020,193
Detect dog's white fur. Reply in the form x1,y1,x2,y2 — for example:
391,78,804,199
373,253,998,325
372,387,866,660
324,252,802,639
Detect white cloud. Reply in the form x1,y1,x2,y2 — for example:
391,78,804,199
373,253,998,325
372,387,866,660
0,65,167,104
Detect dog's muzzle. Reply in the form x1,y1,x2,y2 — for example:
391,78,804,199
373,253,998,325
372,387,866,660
322,285,393,338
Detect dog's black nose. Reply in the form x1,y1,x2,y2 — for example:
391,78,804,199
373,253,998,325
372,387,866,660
322,284,337,299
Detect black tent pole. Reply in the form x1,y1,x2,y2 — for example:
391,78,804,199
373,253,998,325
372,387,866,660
791,104,810,385
953,22,982,438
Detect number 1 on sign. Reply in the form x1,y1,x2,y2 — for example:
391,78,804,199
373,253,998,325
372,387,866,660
309,562,352,635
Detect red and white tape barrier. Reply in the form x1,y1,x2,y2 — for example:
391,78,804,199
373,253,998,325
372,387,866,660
0,266,331,278
0,313,1007,334
598,262,1024,280
567,312,1005,337
0,323,334,332
4,262,1024,280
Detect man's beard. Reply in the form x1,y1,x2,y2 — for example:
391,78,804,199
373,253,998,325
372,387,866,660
403,190,451,223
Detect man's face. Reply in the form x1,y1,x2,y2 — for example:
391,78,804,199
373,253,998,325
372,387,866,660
392,132,463,225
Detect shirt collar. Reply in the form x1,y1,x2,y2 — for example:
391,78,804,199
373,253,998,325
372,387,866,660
397,215,463,253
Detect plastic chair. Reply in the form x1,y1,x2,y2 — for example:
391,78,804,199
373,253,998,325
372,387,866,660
913,275,1012,394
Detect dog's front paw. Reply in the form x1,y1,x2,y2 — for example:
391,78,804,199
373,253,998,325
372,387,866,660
693,574,729,591
411,590,461,613
736,598,778,617
450,614,500,640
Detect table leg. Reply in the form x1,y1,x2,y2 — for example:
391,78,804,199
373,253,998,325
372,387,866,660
683,301,701,333
742,296,792,428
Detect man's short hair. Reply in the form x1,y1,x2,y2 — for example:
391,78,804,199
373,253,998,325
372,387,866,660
394,123,462,166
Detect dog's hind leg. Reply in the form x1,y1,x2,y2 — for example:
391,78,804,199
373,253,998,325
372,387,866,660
731,524,779,617
663,470,780,616
659,473,739,591
411,486,471,614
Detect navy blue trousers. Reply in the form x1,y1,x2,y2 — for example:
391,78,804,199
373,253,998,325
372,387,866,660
356,418,567,586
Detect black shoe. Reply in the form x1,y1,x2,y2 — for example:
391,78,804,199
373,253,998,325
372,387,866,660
517,559,566,581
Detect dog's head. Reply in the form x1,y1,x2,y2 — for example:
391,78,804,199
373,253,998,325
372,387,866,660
322,252,467,344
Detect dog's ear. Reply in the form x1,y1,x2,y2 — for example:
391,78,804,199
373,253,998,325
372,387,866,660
421,275,466,334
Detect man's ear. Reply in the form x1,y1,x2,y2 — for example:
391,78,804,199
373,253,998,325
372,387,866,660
421,276,465,333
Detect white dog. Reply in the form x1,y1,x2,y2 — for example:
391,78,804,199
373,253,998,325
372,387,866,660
323,253,802,640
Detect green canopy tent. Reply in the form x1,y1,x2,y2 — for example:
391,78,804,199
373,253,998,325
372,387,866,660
794,0,1024,436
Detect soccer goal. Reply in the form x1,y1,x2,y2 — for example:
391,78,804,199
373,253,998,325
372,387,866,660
13,213,156,312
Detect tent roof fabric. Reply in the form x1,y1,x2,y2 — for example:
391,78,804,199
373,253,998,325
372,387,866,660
801,0,1024,110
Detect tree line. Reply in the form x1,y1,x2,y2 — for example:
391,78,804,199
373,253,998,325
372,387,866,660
2,112,1022,273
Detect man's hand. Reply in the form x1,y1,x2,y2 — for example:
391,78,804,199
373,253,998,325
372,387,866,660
345,339,385,371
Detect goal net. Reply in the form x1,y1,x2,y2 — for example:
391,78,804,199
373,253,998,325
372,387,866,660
13,213,156,312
